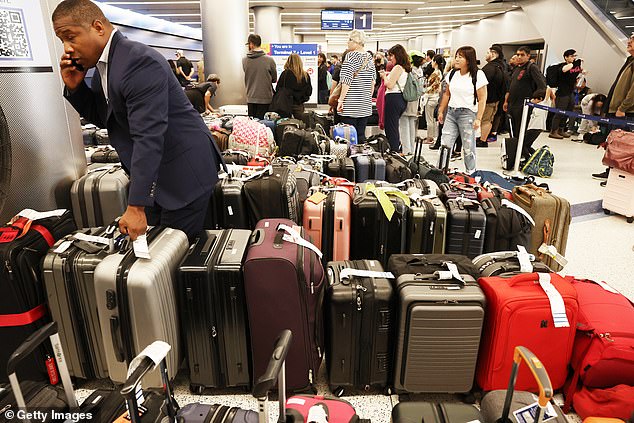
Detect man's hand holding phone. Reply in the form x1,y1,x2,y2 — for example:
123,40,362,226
59,51,87,92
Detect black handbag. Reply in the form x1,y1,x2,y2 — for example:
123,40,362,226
270,87,294,118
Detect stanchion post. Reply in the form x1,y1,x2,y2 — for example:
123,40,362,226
504,98,531,177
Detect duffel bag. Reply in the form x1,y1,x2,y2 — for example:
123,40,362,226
602,129,634,174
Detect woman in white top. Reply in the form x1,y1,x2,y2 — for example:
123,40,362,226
379,44,411,152
437,46,488,173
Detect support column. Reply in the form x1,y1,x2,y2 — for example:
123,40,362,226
416,36,424,52
281,24,294,43
253,6,282,45
201,0,249,105
407,38,417,51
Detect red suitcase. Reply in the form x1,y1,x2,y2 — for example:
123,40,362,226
303,189,352,263
243,219,325,392
476,272,578,391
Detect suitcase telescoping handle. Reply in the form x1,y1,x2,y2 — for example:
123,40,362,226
499,346,553,423
253,330,292,423
7,322,79,417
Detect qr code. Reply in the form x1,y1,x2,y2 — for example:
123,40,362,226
0,8,32,59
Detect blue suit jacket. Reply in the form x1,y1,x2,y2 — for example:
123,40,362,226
66,31,222,209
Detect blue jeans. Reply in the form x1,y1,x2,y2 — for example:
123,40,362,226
340,115,369,143
441,107,477,173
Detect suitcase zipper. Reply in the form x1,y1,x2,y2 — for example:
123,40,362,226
208,230,228,387
293,230,313,388
422,200,435,253
322,192,335,263
77,172,90,227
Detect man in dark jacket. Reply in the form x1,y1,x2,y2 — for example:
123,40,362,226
549,49,583,139
479,45,508,147
243,34,277,119
503,46,547,138
54,0,222,240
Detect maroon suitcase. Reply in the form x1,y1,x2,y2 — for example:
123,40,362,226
243,219,325,391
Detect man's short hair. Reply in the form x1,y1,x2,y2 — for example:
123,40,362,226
563,49,576,58
517,46,531,55
247,34,262,47
52,0,109,26
207,74,220,83
426,49,435,59
489,44,504,59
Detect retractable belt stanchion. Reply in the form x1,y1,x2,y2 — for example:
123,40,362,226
504,98,531,178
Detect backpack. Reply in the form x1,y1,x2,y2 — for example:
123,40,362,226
546,63,562,88
522,145,554,177
401,72,421,102
449,69,478,105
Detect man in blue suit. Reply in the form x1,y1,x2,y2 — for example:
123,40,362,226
53,0,222,240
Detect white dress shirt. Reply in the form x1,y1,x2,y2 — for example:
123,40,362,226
95,28,117,101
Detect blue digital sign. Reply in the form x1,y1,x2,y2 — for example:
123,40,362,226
321,10,354,31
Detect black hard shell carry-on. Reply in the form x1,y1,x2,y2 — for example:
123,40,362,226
445,198,487,259
350,184,408,266
406,196,446,254
480,346,567,423
392,401,482,423
243,166,302,227
326,157,356,181
390,269,485,393
213,177,250,229
325,260,394,393
42,226,118,380
0,210,75,383
70,164,129,228
94,227,189,388
178,229,252,392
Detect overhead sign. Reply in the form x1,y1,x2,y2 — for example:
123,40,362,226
354,11,373,30
321,10,354,31
267,43,319,104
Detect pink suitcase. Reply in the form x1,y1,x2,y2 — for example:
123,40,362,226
303,189,352,263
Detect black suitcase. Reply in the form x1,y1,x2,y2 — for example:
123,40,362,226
326,157,356,181
445,198,487,259
388,254,481,280
213,178,249,229
480,196,533,253
243,166,302,227
325,260,395,393
392,402,482,423
350,184,408,266
279,127,321,158
472,251,552,277
275,118,305,142
0,211,75,382
178,230,252,392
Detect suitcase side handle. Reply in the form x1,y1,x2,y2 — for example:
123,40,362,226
506,272,541,286
249,229,265,247
500,346,553,423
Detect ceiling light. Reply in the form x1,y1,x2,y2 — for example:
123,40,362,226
102,1,200,4
390,19,473,25
417,3,485,9
616,16,634,19
149,13,201,17
252,0,424,3
403,11,500,19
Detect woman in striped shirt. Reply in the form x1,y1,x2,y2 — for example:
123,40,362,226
336,30,376,143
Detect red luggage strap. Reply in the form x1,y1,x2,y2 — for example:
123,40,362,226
0,304,47,327
0,217,55,247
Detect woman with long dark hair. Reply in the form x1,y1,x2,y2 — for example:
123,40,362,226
276,53,313,119
436,46,488,173
379,44,412,152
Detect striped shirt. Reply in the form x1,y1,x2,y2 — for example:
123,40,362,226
340,51,376,118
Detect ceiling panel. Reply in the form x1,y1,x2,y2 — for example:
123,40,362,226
99,0,517,38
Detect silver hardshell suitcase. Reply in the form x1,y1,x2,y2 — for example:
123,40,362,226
42,227,113,379
70,164,129,228
94,227,189,388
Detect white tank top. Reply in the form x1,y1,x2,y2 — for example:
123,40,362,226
386,68,409,94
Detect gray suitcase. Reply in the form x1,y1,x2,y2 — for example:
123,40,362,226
393,272,486,393
352,154,386,182
392,402,482,423
70,164,129,228
42,227,114,379
407,196,447,254
445,198,487,259
94,227,189,388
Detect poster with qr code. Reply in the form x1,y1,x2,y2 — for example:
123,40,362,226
0,0,52,71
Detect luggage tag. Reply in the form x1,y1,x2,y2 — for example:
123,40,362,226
339,268,394,283
433,262,465,286
517,245,534,273
537,244,568,268
14,208,67,221
537,273,570,328
307,191,328,205
133,234,151,260
277,224,323,260
502,199,536,226
512,399,558,423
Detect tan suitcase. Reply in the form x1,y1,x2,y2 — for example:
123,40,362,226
512,184,570,271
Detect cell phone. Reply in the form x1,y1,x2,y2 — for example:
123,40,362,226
70,58,85,71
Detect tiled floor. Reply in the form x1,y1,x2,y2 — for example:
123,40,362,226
73,129,633,423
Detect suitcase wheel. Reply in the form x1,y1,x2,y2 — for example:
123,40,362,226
333,386,345,397
603,208,610,215
189,384,205,395
628,216,634,223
